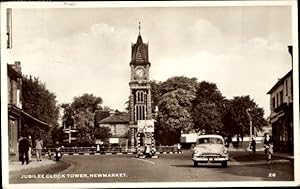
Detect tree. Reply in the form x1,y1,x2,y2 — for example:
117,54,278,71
71,93,102,113
222,95,267,138
192,102,223,133
155,76,197,144
158,89,195,130
192,81,225,133
22,75,60,145
61,93,104,145
74,110,95,145
94,127,112,142
22,75,59,126
150,80,162,113
49,124,64,144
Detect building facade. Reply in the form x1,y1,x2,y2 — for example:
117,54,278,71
98,112,130,146
8,62,51,160
267,46,293,154
8,62,23,157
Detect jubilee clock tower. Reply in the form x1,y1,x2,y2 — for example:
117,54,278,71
128,23,154,154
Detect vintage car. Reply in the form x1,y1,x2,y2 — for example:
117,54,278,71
192,134,229,167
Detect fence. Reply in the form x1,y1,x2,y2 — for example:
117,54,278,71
35,145,181,155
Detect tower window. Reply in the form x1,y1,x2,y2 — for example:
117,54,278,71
136,90,145,103
135,104,145,121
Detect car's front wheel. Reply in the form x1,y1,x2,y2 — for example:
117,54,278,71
221,161,227,168
193,161,198,167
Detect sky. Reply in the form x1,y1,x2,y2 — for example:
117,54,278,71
8,4,293,118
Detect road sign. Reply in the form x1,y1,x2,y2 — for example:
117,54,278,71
145,125,154,132
137,120,154,132
109,138,119,144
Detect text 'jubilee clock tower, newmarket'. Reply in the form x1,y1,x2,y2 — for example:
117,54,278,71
129,23,154,152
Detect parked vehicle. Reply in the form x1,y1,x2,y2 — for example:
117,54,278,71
192,134,229,167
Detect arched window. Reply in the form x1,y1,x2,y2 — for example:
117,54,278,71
136,90,145,103
135,104,146,121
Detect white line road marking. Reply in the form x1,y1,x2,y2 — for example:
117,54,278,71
131,158,155,164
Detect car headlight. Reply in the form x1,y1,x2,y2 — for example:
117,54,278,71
223,148,228,154
193,149,199,154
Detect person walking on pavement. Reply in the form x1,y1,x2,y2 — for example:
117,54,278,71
35,137,43,161
250,137,256,153
28,135,33,162
19,134,30,165
177,143,182,153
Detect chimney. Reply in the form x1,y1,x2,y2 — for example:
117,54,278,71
14,61,22,73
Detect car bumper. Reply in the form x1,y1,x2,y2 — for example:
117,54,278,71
192,156,228,162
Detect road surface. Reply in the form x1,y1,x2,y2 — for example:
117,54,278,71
9,151,294,184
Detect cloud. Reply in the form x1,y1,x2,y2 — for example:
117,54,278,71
151,37,291,117
12,22,134,110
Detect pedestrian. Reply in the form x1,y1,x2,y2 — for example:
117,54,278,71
264,133,273,161
250,137,256,153
35,137,43,161
19,134,30,165
18,136,23,161
28,135,33,162
224,137,229,148
177,143,182,153
144,144,151,158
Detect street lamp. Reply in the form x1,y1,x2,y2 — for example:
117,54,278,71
246,108,252,139
246,108,255,151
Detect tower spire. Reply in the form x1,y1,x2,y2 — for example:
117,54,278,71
138,21,141,36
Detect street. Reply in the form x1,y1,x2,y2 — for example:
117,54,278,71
9,151,294,183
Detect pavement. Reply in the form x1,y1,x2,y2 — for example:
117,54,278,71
227,147,294,160
9,157,56,173
273,152,294,160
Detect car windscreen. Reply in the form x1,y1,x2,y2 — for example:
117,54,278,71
197,138,224,145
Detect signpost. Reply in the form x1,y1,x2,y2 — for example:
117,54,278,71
95,139,103,152
136,119,156,158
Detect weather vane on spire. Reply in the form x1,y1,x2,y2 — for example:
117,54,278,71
138,21,141,35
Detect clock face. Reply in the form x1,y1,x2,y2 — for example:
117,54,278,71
135,68,145,79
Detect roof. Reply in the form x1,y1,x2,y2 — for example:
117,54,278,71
22,110,51,127
267,70,293,94
94,110,110,123
130,34,150,66
197,134,224,140
7,64,22,78
98,112,130,124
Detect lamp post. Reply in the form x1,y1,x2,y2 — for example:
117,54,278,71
246,108,252,139
246,108,253,151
